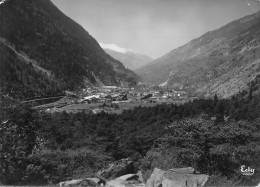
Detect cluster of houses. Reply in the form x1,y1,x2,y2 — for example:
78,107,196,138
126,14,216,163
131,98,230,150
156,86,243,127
39,85,198,114
74,86,193,104
130,89,191,102
78,93,128,104
77,86,129,104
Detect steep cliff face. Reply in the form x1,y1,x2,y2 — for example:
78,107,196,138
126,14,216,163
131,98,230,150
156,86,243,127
137,11,260,98
0,0,139,98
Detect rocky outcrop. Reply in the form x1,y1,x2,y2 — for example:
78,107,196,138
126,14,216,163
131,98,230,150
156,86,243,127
58,173,143,187
59,179,83,186
162,173,209,187
97,158,135,180
59,177,105,187
58,159,208,187
106,173,144,187
145,168,165,187
146,168,209,187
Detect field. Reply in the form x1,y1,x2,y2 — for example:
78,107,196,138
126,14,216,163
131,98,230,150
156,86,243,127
56,100,185,114
35,97,187,114
57,102,156,113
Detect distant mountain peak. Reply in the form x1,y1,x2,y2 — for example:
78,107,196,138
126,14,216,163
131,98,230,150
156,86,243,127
99,42,138,54
100,42,153,70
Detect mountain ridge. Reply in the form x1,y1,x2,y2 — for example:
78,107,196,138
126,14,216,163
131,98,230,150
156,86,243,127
136,11,260,98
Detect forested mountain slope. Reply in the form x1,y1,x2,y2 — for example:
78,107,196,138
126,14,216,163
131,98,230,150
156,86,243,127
0,0,139,99
137,11,260,98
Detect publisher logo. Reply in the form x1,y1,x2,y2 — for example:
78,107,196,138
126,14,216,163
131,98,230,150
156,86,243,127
241,165,255,176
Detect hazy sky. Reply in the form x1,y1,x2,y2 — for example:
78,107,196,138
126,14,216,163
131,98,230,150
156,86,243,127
51,0,260,59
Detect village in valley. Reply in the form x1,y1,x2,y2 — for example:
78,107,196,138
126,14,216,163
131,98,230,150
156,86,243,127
34,84,199,114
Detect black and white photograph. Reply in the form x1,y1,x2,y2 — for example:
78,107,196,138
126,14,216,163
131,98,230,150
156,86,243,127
0,0,260,186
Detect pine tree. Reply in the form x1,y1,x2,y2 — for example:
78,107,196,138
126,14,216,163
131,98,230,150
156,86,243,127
214,93,218,107
248,83,253,101
215,100,225,122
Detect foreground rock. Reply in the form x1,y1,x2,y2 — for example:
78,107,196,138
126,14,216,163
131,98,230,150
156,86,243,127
97,158,135,180
146,168,209,187
59,177,105,187
58,159,208,187
106,173,144,187
58,158,135,186
59,179,83,186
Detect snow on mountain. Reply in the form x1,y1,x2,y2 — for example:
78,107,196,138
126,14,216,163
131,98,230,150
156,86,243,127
100,42,153,70
99,43,138,54
0,0,7,5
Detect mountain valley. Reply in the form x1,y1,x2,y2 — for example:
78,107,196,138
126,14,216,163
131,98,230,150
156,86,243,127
0,1,260,186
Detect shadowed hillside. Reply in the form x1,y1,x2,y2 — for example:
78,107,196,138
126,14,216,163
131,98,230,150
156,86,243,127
0,0,139,99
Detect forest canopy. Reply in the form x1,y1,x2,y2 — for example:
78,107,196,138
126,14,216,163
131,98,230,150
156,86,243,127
0,89,260,186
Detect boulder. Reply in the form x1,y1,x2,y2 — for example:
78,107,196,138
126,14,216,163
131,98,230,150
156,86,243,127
106,178,125,187
117,174,139,181
97,158,135,180
137,171,144,183
162,173,209,187
145,168,165,187
59,179,83,186
59,177,106,187
145,168,209,187
86,177,106,186
106,173,145,187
